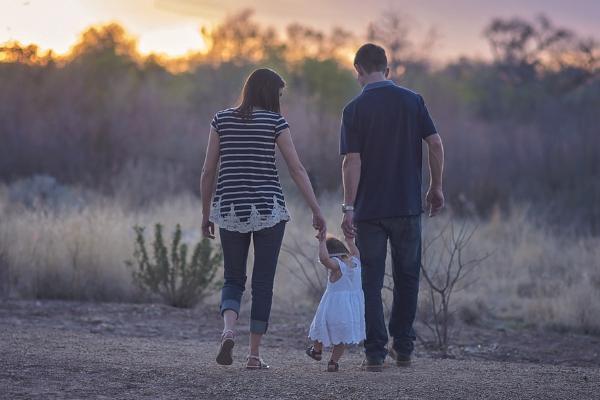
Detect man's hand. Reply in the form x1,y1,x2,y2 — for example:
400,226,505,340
426,186,444,217
341,211,356,238
201,216,215,239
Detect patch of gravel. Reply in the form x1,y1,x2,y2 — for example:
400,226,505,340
1,300,599,399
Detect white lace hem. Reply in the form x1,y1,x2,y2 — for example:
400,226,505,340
210,195,291,233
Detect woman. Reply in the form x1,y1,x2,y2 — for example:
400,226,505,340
200,68,326,369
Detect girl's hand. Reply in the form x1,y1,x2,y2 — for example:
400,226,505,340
201,216,215,239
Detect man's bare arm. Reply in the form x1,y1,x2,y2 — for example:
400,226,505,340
342,153,361,206
424,133,445,216
341,153,361,237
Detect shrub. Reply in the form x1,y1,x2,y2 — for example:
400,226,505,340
418,221,489,353
127,223,222,308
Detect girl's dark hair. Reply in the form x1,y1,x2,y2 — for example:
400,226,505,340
326,236,350,256
235,68,285,118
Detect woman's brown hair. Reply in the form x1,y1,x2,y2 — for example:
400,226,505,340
235,68,285,118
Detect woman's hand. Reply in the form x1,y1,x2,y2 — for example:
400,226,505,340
202,216,215,239
200,128,219,239
313,212,327,241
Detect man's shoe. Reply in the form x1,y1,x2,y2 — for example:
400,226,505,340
389,347,411,367
361,358,384,372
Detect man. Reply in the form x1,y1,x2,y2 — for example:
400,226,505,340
340,43,445,371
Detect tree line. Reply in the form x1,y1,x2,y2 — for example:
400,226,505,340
0,11,598,233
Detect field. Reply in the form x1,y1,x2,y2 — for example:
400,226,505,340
1,179,599,336
1,8,599,398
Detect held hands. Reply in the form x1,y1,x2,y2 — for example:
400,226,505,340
426,186,445,217
313,211,327,241
341,210,356,239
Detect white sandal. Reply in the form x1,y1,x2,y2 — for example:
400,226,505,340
246,355,270,370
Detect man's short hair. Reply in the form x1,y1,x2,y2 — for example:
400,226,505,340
354,43,388,73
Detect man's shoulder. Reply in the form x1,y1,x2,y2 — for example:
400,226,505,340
392,84,421,98
344,84,422,108
342,94,362,115
382,84,424,105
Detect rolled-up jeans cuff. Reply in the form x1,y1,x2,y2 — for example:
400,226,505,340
220,300,240,319
250,319,268,334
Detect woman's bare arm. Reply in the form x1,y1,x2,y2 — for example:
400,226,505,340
276,129,326,239
200,127,220,238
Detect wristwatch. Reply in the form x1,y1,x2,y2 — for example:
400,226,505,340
342,204,354,213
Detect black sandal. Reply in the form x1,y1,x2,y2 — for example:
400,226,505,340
305,346,322,361
327,360,339,372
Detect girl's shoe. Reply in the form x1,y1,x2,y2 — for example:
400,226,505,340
246,355,270,370
327,360,339,372
216,329,235,365
305,346,323,361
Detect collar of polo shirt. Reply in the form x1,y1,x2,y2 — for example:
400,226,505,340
362,80,395,92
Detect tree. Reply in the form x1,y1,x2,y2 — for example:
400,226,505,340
201,9,285,65
70,23,138,61
367,9,437,78
483,14,597,79
0,41,52,65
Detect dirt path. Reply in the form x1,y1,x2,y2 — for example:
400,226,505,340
1,300,599,399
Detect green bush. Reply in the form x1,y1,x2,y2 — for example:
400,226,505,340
127,223,222,308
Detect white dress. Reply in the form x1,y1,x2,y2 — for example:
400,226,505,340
308,256,366,347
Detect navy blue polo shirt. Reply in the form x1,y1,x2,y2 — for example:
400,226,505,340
340,80,437,221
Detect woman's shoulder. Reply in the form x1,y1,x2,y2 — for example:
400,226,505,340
253,110,286,124
216,108,285,121
252,109,282,117
215,108,238,118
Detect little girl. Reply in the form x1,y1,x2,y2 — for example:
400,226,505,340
306,234,366,372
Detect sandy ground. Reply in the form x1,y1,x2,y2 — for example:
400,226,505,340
1,299,599,399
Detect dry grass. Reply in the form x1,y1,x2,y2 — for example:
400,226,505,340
0,183,598,334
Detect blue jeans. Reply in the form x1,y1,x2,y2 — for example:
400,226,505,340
219,221,286,334
356,216,421,361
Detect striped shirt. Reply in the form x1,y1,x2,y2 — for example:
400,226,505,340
209,108,291,233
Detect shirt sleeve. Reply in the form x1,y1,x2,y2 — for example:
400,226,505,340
274,115,289,138
419,95,437,139
340,104,361,155
210,113,220,133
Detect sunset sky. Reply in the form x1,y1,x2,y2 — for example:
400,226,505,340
1,0,599,61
